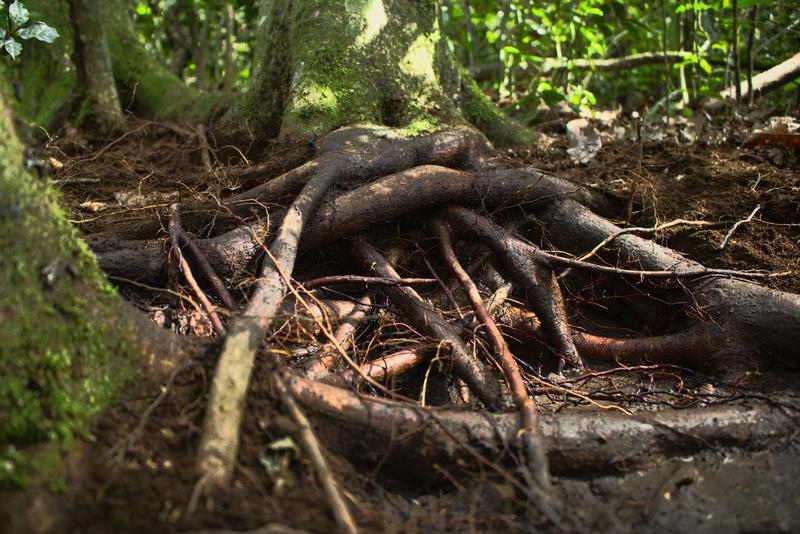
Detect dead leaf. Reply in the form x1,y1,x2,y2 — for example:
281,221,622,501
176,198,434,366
566,118,602,164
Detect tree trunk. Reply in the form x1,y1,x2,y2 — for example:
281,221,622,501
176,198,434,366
227,0,530,146
68,0,123,126
0,83,193,498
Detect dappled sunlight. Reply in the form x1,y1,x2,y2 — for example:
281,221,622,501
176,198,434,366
354,0,387,46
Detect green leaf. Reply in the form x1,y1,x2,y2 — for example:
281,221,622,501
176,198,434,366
3,38,22,60
0,27,5,40
698,58,712,74
676,3,711,13
737,0,771,6
502,45,521,55
18,21,59,43
8,1,29,27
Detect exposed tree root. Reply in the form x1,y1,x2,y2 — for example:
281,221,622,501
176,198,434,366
303,294,372,381
435,219,552,495
169,204,225,335
354,237,502,409
284,373,798,477
83,126,800,507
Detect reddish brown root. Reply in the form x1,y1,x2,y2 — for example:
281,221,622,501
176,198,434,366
284,373,798,477
443,206,584,371
338,348,430,383
303,294,373,380
353,237,502,409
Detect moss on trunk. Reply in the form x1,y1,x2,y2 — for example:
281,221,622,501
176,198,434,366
0,86,138,488
230,0,530,146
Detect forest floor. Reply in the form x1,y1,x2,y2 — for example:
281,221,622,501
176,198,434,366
42,112,800,532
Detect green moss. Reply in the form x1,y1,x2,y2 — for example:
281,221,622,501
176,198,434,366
0,88,136,488
458,68,531,146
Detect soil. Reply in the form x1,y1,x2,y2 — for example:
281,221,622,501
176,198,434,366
38,116,800,532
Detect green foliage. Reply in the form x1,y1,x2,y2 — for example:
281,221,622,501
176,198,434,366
132,0,258,88
1,1,58,61
439,0,798,119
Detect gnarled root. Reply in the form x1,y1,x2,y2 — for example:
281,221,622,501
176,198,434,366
284,373,798,477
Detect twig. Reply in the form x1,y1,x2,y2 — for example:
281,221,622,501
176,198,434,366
177,227,239,311
273,373,359,534
719,205,760,250
435,220,554,497
169,204,225,335
303,275,435,290
578,218,723,262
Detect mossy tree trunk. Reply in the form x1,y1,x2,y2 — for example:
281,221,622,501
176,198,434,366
68,0,123,127
17,0,220,131
228,0,530,146
0,84,191,498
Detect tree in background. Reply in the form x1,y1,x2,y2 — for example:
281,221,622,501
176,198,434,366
1,0,799,531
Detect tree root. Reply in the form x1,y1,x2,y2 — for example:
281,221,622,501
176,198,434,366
434,219,552,494
284,373,798,477
85,126,800,505
354,237,502,409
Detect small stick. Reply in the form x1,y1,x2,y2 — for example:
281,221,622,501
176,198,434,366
178,227,239,312
169,204,225,335
719,205,760,250
273,373,359,534
197,124,212,171
303,275,435,289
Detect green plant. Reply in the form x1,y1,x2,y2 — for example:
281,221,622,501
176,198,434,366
1,1,58,60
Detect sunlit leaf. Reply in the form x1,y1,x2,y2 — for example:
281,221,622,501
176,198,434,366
3,38,22,60
676,3,711,13
9,1,29,27
18,21,59,43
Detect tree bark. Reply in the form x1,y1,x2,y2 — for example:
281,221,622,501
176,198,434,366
227,0,530,146
0,84,193,492
68,0,123,125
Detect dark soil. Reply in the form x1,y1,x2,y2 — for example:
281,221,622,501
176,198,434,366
42,117,800,532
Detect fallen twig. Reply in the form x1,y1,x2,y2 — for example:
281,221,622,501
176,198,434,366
273,373,359,534
719,205,760,250
169,204,225,335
